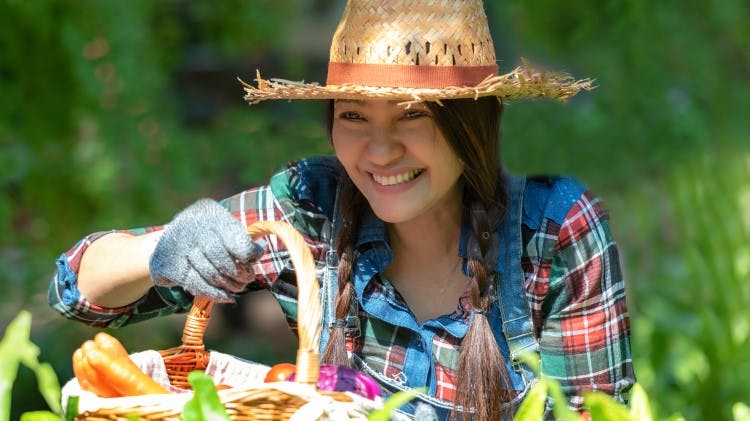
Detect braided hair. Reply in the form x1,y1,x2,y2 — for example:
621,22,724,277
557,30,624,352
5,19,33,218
321,97,512,421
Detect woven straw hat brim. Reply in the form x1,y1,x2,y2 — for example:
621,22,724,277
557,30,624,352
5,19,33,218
240,0,595,105
241,66,595,105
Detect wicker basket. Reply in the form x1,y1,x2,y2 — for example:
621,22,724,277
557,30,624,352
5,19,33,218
69,220,377,420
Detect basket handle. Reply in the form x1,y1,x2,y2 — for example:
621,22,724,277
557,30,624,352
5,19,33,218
188,220,322,386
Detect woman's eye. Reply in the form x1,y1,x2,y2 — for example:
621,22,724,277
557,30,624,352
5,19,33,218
339,111,364,121
402,110,427,120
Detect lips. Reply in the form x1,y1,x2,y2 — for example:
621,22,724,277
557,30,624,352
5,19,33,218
371,169,423,186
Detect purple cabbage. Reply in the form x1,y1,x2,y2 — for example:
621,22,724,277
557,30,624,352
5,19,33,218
288,364,381,400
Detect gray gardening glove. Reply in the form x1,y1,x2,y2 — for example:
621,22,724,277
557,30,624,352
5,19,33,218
413,402,438,421
149,198,265,303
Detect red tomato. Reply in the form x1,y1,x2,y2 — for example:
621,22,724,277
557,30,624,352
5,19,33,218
264,362,296,383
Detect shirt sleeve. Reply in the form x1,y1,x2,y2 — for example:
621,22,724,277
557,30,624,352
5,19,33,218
47,227,195,328
526,179,636,411
48,157,340,328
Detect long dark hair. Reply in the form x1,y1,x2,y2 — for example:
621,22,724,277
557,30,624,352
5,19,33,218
321,97,512,421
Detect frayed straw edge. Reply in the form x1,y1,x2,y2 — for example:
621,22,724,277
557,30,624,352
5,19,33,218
238,66,595,106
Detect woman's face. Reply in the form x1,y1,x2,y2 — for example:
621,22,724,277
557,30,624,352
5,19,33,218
332,99,463,224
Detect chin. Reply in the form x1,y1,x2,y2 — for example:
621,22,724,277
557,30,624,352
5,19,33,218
369,203,419,224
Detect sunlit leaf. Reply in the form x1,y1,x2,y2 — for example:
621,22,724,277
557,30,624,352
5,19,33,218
514,351,541,376
64,396,78,421
513,381,548,421
733,402,750,421
583,391,634,421
367,387,427,421
183,371,229,421
0,311,33,421
19,411,61,421
544,378,579,421
31,363,63,415
629,383,653,421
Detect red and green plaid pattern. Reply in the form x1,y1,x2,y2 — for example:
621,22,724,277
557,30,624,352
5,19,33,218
49,159,634,410
523,189,634,408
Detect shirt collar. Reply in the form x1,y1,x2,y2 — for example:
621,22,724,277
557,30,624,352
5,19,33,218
353,204,473,276
356,204,471,253
354,205,389,248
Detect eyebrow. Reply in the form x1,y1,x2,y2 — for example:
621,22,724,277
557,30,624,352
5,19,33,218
334,99,424,106
334,99,363,106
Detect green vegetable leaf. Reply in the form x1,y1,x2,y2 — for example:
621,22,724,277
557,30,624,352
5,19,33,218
583,391,635,421
20,359,62,415
183,371,230,421
544,378,579,421
1,311,64,418
734,402,750,421
513,380,548,421
0,311,33,421
20,411,62,421
367,387,428,421
628,383,653,421
514,351,541,376
64,396,79,421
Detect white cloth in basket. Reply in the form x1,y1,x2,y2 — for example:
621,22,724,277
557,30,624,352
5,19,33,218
62,349,383,420
63,349,270,412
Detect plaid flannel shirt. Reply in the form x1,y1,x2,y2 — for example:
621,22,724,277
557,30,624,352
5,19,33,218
49,156,635,410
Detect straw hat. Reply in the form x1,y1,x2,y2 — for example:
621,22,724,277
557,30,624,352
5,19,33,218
241,0,594,104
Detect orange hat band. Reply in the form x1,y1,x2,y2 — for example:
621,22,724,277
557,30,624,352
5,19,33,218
326,62,499,89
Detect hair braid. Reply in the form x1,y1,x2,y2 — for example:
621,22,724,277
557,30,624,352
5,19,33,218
326,98,514,420
424,98,513,421
454,193,513,421
320,174,363,366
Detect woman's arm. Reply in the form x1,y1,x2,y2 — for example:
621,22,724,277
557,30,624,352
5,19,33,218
77,230,163,308
523,177,636,412
49,157,342,328
540,188,635,408
48,225,190,328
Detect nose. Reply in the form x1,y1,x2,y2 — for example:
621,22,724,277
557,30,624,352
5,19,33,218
365,125,404,166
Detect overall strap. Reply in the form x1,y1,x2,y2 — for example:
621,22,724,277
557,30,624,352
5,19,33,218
319,183,360,354
495,175,539,368
319,183,341,354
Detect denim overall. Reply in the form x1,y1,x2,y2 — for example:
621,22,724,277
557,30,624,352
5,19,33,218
319,175,538,419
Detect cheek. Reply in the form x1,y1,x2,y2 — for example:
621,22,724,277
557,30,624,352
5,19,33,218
331,129,350,158
332,131,360,174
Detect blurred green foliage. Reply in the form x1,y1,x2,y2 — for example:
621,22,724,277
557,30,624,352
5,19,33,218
1,0,748,419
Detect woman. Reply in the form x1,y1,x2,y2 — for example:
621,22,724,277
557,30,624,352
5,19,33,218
49,1,635,419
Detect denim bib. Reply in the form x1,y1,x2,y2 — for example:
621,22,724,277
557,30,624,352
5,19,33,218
320,175,538,419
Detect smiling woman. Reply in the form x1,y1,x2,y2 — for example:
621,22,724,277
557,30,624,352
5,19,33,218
331,99,464,225
47,1,633,420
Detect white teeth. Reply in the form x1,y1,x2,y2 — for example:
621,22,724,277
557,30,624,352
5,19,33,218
373,170,421,186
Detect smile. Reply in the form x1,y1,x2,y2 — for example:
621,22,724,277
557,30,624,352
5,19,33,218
372,169,423,186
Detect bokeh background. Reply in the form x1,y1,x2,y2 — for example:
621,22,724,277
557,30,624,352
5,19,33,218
2,0,749,419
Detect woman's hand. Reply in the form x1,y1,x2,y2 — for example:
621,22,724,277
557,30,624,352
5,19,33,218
149,199,264,302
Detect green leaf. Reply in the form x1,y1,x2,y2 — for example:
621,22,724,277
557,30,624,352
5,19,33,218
183,371,230,421
1,311,64,417
64,396,79,421
545,378,579,421
34,363,63,415
513,380,548,421
734,402,750,421
0,311,33,421
514,351,541,376
19,411,62,421
628,383,653,421
583,391,635,421
367,387,428,421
